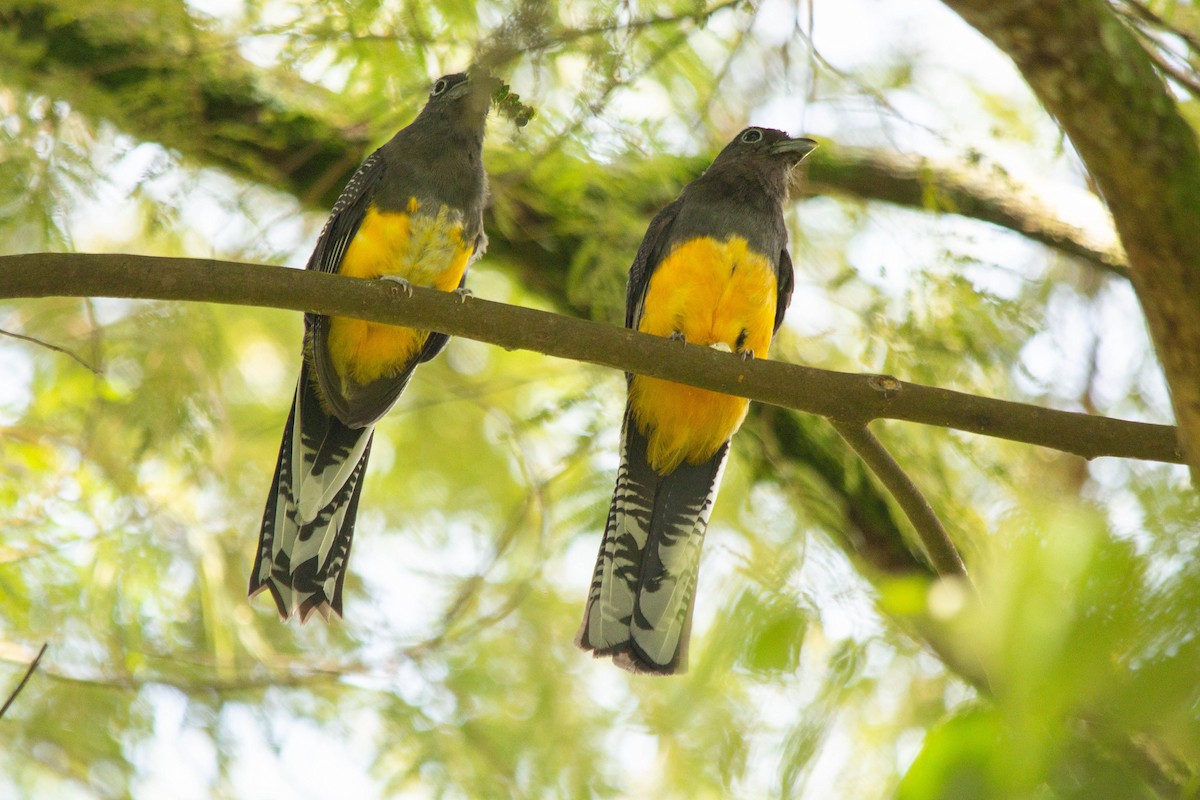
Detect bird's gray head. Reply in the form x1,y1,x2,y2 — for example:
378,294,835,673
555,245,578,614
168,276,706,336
712,127,818,170
419,72,498,129
705,127,818,199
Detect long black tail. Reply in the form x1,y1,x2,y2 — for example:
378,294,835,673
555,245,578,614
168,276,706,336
250,363,373,621
577,407,728,674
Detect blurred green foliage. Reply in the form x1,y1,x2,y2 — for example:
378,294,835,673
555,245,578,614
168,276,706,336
1,0,1198,798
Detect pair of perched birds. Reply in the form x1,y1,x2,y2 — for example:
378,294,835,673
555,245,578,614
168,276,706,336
249,72,817,675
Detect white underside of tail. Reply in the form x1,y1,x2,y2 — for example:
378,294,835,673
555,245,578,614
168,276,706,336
579,418,727,672
253,378,372,621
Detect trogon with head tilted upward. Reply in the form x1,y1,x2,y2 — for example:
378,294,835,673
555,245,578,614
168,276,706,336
577,127,817,674
251,73,494,622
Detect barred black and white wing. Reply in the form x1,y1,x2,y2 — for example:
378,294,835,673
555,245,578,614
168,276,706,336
306,151,383,277
576,408,729,674
250,363,373,621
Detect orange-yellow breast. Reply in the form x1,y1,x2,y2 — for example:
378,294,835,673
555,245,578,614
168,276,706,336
326,199,472,385
630,236,778,474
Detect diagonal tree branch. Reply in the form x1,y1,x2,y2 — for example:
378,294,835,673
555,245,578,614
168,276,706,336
829,420,968,579
0,327,101,374
0,252,1181,464
0,643,47,719
754,406,935,578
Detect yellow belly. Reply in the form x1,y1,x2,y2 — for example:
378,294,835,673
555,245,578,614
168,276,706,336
630,236,778,474
326,201,472,385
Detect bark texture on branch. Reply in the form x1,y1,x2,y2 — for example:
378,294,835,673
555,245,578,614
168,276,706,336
940,0,1200,481
0,252,1181,465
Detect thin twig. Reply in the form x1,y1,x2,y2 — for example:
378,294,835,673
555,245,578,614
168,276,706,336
0,327,102,374
531,0,741,50
691,15,751,127
1117,0,1200,58
0,643,48,719
792,22,944,143
1127,23,1200,100
523,27,693,166
829,420,967,579
470,0,742,68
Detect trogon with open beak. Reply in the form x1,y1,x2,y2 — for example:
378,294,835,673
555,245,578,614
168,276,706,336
252,73,494,621
578,127,818,673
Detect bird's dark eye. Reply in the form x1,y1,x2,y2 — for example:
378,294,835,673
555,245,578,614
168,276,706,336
740,129,763,144
432,79,449,96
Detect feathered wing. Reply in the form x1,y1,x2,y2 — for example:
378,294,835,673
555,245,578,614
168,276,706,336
578,195,709,674
310,268,469,429
577,408,728,674
308,151,383,277
251,362,373,620
306,148,413,429
774,247,795,334
625,198,684,329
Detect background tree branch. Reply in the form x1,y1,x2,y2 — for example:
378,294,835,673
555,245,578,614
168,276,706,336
0,1,1125,278
830,420,968,579
940,0,1200,482
0,252,1180,465
803,148,1127,277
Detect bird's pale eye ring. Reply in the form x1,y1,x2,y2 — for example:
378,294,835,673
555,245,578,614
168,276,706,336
432,79,449,96
740,129,763,144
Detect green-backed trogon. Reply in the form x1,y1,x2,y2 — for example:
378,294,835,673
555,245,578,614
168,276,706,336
577,127,818,673
251,73,494,621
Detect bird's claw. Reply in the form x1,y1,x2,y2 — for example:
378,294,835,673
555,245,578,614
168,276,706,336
380,275,413,298
669,331,687,345
737,348,755,361
452,287,473,304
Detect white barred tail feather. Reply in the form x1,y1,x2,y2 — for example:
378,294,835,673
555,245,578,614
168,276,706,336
251,363,374,621
577,407,728,674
